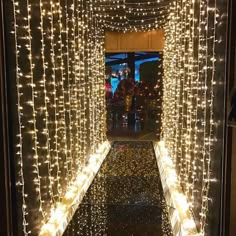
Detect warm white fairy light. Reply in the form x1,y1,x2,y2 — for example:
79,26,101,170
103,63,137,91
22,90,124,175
26,0,46,223
162,0,219,234
11,0,222,235
48,0,61,202
199,2,218,232
74,0,82,173
95,0,172,32
56,0,69,193
73,0,81,174
39,0,55,212
12,0,108,234
87,0,95,154
39,141,111,236
67,0,76,180
12,1,29,234
154,142,198,236
64,0,73,184
53,0,68,199
79,0,87,168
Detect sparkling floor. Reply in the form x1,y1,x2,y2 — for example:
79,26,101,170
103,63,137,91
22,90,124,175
63,141,173,236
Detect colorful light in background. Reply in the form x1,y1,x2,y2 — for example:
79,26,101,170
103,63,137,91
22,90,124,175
105,52,160,94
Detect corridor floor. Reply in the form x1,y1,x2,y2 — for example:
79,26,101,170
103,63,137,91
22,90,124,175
63,141,173,236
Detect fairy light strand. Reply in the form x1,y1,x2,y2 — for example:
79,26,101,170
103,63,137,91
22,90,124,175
162,0,218,234
39,0,54,213
12,1,29,234
12,0,108,234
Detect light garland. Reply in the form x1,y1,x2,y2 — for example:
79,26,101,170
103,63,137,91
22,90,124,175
39,141,111,236
56,0,69,196
13,1,29,234
154,142,198,236
12,0,108,234
49,0,61,202
64,0,73,186
162,0,219,234
10,0,224,235
94,0,172,32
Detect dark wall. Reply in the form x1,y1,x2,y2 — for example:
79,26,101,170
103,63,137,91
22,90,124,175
207,0,229,235
140,61,158,86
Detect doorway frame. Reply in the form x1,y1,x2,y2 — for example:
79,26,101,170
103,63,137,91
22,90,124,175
0,0,13,235
221,0,236,235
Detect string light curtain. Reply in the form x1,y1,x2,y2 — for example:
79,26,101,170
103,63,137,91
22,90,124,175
94,0,173,32
12,0,106,234
162,0,226,234
7,0,227,235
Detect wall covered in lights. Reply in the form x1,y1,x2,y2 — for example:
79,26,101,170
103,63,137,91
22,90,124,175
2,0,229,235
162,0,228,235
4,0,107,235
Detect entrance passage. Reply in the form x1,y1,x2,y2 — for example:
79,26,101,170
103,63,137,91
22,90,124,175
63,141,173,236
105,52,163,141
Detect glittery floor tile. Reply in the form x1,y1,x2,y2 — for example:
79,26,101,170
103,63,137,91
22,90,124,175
63,141,173,236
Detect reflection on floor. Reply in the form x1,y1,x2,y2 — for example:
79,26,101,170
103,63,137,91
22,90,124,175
107,112,159,140
63,141,173,236
107,132,158,142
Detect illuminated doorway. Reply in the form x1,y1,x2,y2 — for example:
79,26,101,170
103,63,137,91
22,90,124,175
105,52,163,140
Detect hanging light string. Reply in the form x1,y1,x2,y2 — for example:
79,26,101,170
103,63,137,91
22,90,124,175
64,0,73,184
95,0,172,32
48,0,61,202
11,0,220,235
162,0,218,234
75,0,83,172
187,0,197,205
199,1,218,233
27,0,46,223
57,0,69,194
73,0,81,175
88,0,95,153
81,0,87,167
54,0,67,198
12,1,29,234
12,0,109,234
38,0,55,213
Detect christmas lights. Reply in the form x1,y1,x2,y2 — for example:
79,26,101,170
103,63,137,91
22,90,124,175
94,0,172,32
11,0,223,235
154,142,198,236
12,0,108,234
162,0,218,234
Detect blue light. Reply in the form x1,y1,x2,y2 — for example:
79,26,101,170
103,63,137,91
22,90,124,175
106,53,159,93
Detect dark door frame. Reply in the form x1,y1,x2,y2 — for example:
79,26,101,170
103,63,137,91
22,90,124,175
221,0,236,235
0,0,13,235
